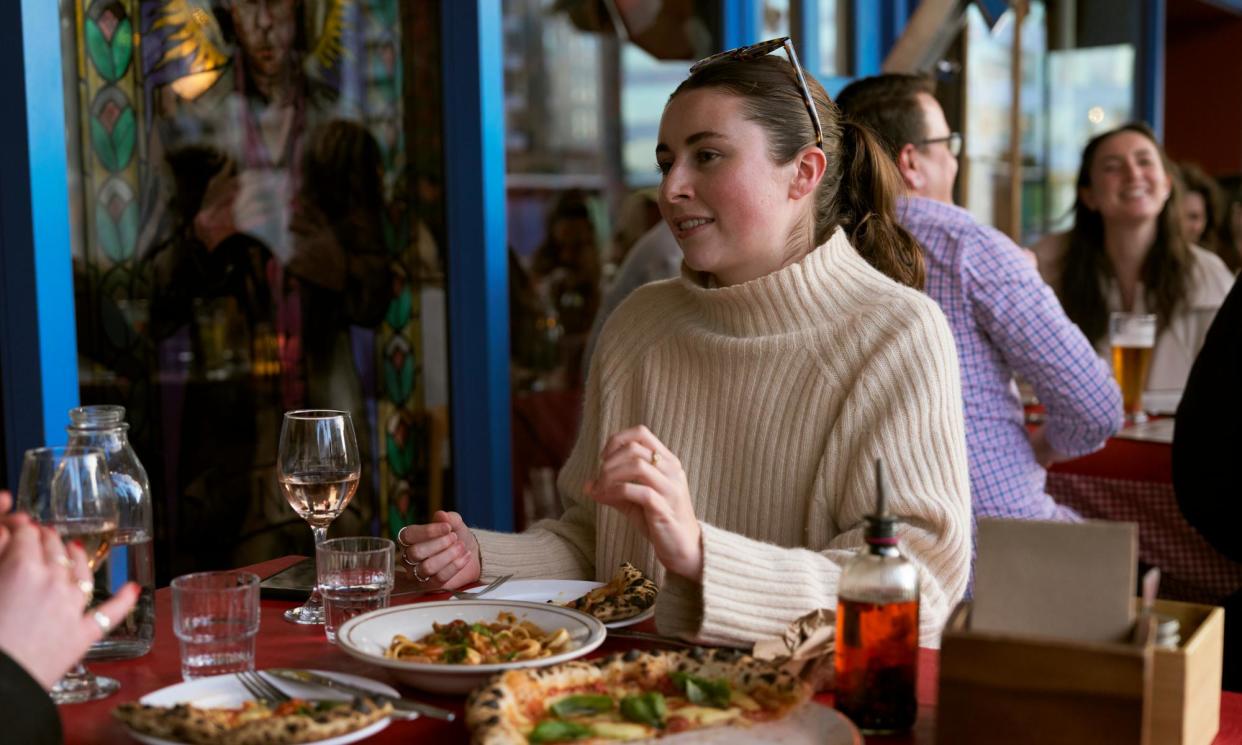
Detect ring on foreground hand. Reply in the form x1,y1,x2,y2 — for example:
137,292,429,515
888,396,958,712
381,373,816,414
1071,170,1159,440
92,611,112,634
402,555,432,583
650,450,660,467
56,555,74,570
78,579,95,599
395,529,410,548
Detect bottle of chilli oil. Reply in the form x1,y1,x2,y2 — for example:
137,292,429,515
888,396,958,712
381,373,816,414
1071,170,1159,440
833,459,919,734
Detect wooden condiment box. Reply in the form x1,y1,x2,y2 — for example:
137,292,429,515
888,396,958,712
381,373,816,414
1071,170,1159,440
936,601,1154,745
1146,599,1225,745
937,599,1224,745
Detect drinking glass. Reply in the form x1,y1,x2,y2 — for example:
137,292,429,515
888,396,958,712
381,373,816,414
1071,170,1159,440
277,410,361,624
1108,312,1157,425
171,571,260,680
317,537,395,643
17,446,121,703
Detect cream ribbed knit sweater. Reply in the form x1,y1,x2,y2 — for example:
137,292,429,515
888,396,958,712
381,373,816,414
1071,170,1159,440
478,228,971,648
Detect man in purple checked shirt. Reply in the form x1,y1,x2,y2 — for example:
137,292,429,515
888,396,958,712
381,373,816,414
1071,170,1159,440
837,74,1122,522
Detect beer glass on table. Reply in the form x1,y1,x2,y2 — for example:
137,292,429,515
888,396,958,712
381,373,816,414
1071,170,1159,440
17,447,121,703
1109,312,1156,425
277,410,361,624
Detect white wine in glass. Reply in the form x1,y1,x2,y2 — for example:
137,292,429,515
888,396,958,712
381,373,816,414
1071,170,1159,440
278,410,361,624
17,446,122,703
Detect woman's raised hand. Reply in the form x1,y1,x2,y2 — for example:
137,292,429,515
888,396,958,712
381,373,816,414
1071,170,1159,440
586,425,703,581
396,511,481,591
0,514,139,690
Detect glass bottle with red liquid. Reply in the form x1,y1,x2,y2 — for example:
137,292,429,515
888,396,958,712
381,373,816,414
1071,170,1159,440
834,459,919,734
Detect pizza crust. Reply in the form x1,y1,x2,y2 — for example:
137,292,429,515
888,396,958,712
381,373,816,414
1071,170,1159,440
563,562,658,623
113,696,392,745
466,647,811,745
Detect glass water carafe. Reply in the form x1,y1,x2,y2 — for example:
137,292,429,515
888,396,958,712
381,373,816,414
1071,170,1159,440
67,405,156,658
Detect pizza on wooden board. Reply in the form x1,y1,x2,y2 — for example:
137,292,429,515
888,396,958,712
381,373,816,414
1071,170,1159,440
112,695,392,745
561,562,658,623
466,647,812,743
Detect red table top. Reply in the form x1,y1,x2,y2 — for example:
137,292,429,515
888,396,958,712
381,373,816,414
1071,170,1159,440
64,557,1242,744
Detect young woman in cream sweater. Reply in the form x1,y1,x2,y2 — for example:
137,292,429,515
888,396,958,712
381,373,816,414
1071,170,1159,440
399,41,971,648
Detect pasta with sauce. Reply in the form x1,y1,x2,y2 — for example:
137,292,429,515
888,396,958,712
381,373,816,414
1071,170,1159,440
385,611,573,664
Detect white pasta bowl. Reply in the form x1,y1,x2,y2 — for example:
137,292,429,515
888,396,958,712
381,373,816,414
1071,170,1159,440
336,599,607,694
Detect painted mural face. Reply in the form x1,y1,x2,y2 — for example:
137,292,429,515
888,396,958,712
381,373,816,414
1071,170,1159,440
231,0,298,80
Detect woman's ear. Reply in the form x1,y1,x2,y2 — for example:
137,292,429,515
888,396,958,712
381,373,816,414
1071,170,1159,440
1078,185,1098,212
789,146,828,201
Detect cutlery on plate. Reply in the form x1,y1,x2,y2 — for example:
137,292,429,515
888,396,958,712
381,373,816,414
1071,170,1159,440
450,573,514,600
267,669,457,721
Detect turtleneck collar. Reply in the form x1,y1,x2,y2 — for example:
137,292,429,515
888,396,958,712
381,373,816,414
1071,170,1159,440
674,227,871,337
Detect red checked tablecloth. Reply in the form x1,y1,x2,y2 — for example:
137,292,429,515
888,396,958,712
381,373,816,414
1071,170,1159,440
1048,436,1242,604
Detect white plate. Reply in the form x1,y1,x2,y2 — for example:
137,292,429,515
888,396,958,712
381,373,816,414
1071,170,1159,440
454,579,657,628
649,703,861,744
126,669,397,745
336,600,607,694
650,702,862,744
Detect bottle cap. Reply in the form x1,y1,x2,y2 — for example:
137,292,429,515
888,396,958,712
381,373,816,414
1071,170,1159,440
865,459,898,546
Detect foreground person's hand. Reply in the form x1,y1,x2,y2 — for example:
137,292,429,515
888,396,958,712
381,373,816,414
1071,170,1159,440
396,511,481,590
587,425,703,581
0,520,139,690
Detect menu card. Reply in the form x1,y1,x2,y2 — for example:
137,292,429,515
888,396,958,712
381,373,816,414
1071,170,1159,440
972,518,1137,643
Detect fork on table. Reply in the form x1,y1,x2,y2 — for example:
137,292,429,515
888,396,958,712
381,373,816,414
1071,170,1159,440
450,573,514,600
236,670,291,705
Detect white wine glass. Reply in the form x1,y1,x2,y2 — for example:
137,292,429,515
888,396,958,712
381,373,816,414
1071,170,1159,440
17,446,121,703
278,410,361,624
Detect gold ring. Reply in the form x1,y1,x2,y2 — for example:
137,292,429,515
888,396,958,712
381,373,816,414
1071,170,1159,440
650,450,661,467
78,579,95,599
92,610,112,634
56,555,74,570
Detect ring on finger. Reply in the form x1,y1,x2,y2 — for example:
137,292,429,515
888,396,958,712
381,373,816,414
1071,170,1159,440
92,610,112,633
55,554,74,570
411,560,432,583
395,528,410,548
78,579,95,600
650,449,660,467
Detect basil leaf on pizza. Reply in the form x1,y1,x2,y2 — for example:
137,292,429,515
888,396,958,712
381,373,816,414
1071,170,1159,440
619,692,667,728
529,719,594,742
550,694,614,717
670,671,731,708
466,648,812,743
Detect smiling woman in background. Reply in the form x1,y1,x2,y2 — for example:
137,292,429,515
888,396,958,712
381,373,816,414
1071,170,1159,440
1033,123,1235,393
396,39,971,650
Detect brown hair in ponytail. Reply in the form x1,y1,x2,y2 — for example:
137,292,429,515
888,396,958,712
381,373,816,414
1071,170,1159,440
670,55,925,288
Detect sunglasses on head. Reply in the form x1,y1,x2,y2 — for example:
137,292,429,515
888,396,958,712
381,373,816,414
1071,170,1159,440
688,36,824,150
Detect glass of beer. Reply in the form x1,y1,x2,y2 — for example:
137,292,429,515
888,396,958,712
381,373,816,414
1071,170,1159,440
1109,312,1156,425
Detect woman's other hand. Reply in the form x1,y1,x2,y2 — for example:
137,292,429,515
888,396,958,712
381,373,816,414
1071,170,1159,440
587,425,703,581
396,511,481,591
0,519,139,690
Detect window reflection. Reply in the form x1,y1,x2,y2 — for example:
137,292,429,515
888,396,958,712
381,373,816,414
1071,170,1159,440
66,0,448,579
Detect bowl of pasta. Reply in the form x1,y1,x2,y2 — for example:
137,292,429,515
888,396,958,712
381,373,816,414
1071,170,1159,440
335,599,608,694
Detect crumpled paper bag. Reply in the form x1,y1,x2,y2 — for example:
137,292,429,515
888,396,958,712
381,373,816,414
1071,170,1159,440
752,608,836,691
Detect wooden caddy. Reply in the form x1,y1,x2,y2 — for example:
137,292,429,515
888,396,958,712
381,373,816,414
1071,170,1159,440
937,599,1223,745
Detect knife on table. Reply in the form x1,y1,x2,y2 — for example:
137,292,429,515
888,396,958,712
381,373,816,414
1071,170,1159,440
267,669,456,721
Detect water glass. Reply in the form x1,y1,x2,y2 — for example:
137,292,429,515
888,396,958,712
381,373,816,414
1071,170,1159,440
171,571,260,680
317,537,395,643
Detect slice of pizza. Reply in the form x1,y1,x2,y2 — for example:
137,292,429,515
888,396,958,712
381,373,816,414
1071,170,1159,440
562,562,658,623
466,647,812,743
112,696,392,745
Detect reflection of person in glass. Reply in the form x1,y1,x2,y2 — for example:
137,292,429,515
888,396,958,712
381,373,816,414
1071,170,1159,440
148,121,390,572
